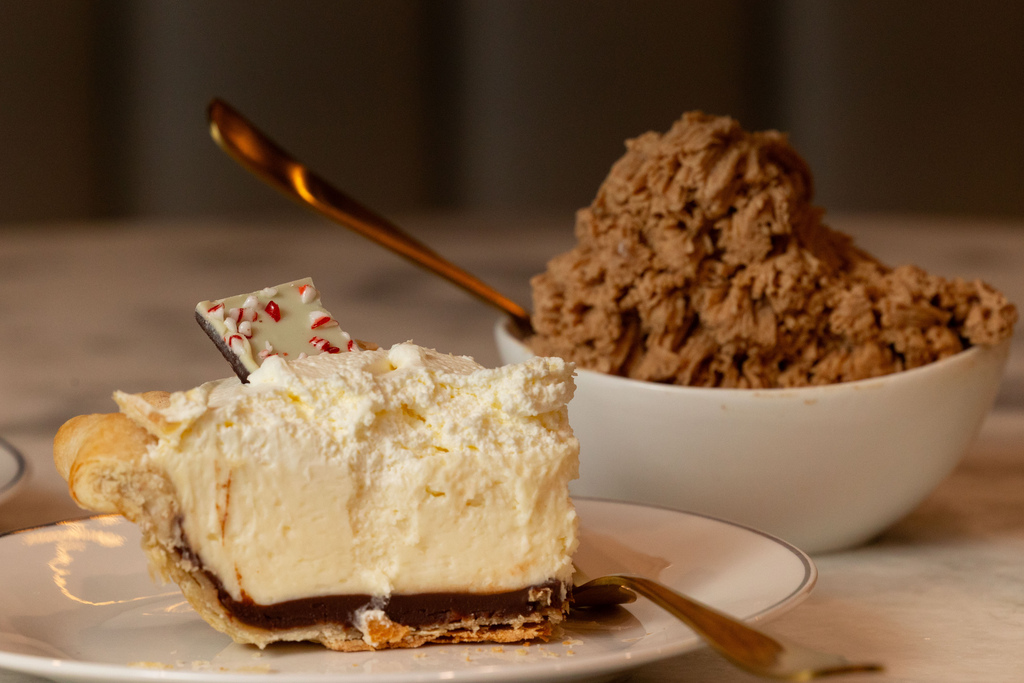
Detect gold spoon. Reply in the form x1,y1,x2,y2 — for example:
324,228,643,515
208,98,881,679
573,575,882,680
207,98,533,336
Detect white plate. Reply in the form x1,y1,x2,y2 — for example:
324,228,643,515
0,499,814,683
0,438,27,506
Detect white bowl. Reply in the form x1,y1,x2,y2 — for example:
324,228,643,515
496,319,1010,554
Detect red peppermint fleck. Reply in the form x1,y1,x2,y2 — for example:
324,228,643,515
347,339,355,352
258,341,276,360
309,336,341,354
265,300,281,322
229,307,256,323
310,314,334,329
225,334,246,352
206,303,225,321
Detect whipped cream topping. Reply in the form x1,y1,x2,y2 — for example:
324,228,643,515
129,344,579,605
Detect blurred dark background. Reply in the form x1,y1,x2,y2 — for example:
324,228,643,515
1,0,1021,225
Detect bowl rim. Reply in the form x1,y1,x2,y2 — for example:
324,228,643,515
495,316,1011,397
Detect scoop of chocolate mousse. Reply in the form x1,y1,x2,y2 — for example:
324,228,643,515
529,112,1016,388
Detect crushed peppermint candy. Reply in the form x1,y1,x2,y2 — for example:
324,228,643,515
309,336,342,353
229,307,258,323
227,334,249,355
258,341,276,360
310,312,338,329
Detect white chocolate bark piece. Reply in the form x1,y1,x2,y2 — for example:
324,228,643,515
195,277,355,382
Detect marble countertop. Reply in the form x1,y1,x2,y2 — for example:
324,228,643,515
1,212,1023,682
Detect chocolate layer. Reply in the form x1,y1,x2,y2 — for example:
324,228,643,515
176,519,568,633
215,579,567,631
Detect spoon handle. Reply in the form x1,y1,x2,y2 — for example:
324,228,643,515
207,98,533,333
583,575,882,680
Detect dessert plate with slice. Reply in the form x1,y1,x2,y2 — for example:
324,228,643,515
0,437,26,506
0,499,814,683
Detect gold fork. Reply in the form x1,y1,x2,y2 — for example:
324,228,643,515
573,575,882,680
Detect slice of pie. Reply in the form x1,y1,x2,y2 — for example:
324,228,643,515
54,329,579,650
